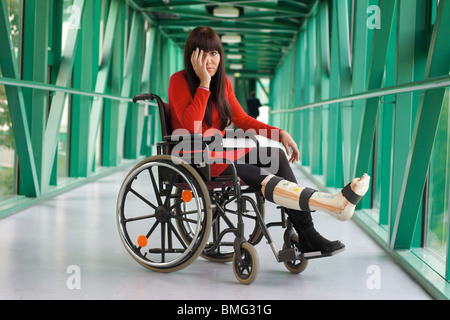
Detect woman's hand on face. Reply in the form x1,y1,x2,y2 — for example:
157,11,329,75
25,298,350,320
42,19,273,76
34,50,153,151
280,130,300,163
191,48,211,88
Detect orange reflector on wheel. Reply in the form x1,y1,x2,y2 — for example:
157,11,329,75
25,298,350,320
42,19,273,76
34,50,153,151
182,190,193,202
138,235,148,247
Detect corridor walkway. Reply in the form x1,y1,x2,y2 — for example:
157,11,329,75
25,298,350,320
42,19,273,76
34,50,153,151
0,165,431,300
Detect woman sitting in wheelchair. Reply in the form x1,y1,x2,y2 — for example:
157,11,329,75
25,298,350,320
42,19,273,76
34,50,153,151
168,26,370,256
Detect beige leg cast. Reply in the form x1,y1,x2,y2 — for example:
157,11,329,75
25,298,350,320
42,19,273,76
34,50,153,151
261,173,370,221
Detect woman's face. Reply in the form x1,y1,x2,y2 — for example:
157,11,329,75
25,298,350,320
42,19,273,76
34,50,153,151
203,50,221,77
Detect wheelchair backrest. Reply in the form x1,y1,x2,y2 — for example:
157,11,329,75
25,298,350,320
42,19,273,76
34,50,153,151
151,94,172,138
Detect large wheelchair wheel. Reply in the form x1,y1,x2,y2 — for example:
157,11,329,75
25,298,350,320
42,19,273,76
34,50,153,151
116,155,212,272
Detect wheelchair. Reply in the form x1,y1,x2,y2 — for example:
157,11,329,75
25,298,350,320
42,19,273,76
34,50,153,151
116,93,310,284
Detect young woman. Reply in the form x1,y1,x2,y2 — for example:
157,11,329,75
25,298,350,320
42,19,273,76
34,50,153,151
168,26,370,255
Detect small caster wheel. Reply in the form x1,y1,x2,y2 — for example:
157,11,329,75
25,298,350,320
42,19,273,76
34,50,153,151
232,242,259,285
283,234,308,274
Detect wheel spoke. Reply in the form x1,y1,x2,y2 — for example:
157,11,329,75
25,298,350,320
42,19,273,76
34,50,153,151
123,213,156,223
174,215,199,224
148,168,163,206
136,221,160,249
161,222,166,262
163,172,178,207
168,198,184,211
168,221,188,249
145,220,160,239
129,187,158,210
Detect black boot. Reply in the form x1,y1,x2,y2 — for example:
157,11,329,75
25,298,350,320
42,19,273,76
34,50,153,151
285,209,345,254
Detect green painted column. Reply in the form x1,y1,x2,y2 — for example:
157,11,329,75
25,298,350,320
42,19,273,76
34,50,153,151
72,0,98,177
390,0,417,239
87,0,119,174
354,0,397,180
22,0,50,191
124,11,145,159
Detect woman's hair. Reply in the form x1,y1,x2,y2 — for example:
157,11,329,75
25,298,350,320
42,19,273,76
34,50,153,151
184,26,232,131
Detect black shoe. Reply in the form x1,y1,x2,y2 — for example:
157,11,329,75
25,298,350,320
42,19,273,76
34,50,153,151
286,209,345,255
297,227,345,255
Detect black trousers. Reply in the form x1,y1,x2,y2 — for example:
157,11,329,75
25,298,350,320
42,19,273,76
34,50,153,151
220,146,297,190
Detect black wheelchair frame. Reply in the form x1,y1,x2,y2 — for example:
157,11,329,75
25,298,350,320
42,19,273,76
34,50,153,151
116,93,309,284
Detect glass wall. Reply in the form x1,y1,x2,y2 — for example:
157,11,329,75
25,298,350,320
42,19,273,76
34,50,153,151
0,0,183,216
426,87,450,260
0,0,20,200
268,0,450,298
57,96,70,181
0,84,16,201
56,0,75,182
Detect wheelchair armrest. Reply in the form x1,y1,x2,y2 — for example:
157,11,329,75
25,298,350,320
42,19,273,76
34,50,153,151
163,133,223,149
163,133,202,142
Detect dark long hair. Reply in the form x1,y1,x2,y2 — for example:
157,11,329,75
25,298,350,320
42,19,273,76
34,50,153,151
184,26,232,130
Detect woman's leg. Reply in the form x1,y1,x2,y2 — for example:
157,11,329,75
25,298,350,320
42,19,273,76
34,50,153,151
222,147,344,253
261,173,370,221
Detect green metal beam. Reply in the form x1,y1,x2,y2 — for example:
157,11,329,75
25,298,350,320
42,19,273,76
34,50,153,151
335,0,352,183
350,0,369,186
151,7,308,20
271,75,450,114
390,0,417,237
103,0,126,167
316,0,329,181
21,0,50,192
41,0,85,192
325,0,343,187
140,27,157,156
122,11,144,160
354,0,397,178
391,0,450,250
0,0,40,197
0,76,134,102
136,0,313,15
157,20,299,33
87,0,120,174
71,0,100,178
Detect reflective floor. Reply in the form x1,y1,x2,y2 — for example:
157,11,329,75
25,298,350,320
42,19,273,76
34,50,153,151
0,165,432,300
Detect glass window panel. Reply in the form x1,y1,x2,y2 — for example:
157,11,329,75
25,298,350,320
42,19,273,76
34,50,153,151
55,0,76,182
6,0,20,57
0,84,17,200
1,0,21,200
57,96,70,180
95,120,103,171
426,87,450,260
61,0,75,50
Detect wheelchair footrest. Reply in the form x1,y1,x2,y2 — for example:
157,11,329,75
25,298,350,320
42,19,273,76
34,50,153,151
301,247,346,259
278,247,346,262
278,247,302,262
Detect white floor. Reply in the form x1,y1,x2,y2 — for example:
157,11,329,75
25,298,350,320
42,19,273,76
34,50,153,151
0,165,432,300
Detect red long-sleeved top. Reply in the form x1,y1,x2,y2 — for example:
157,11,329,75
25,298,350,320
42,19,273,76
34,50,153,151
168,70,282,176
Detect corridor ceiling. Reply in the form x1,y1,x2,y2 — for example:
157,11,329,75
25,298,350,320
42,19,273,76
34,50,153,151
130,0,318,78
